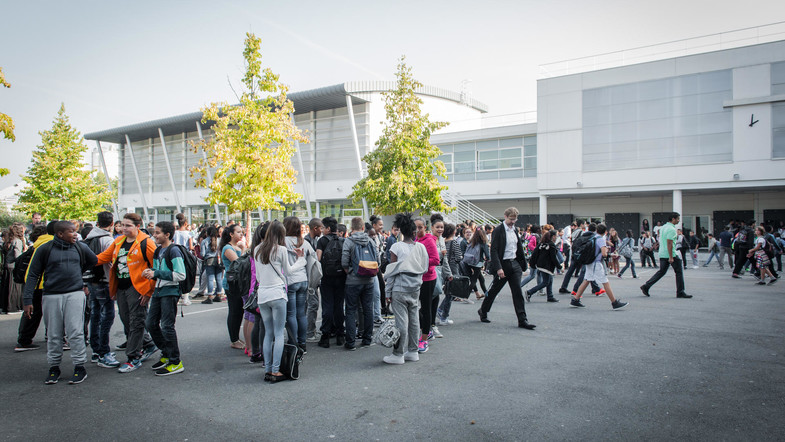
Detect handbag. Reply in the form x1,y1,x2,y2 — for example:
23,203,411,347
446,275,472,299
372,318,400,348
279,342,304,380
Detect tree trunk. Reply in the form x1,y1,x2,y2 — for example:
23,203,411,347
245,210,252,243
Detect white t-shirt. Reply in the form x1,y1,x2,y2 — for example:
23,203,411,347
755,237,766,250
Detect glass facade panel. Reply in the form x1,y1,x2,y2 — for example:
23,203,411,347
583,69,732,170
772,64,785,158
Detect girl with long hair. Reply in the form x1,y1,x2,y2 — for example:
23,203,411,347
220,224,247,350
283,216,315,352
467,227,490,300
200,226,222,304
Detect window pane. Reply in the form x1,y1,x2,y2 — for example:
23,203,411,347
499,148,521,159
476,140,498,150
454,142,475,152
479,159,498,170
476,171,498,180
478,150,498,161
524,145,537,157
499,137,523,148
454,162,475,173
499,158,522,169
454,151,474,162
524,157,537,169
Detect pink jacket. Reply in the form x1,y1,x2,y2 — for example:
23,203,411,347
416,233,441,282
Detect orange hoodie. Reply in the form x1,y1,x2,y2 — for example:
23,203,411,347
96,231,157,297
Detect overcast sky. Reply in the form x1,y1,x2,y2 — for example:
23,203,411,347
2,0,784,189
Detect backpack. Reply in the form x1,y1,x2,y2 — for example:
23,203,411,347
353,241,378,277
226,253,252,298
462,244,481,267
12,246,36,284
572,233,591,260
575,234,599,266
155,244,197,295
618,238,633,259
321,236,345,277
81,236,108,283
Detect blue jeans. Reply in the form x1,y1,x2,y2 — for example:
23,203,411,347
204,264,221,295
520,268,542,287
259,298,287,374
344,283,373,347
145,295,180,363
437,283,454,321
704,250,719,266
619,256,637,277
526,272,554,297
88,283,115,356
286,281,308,346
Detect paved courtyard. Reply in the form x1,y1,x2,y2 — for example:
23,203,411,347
1,263,783,441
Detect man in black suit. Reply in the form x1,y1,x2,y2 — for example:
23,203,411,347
477,207,535,330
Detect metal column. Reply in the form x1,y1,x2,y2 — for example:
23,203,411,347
95,141,119,220
124,135,150,222
345,95,369,219
290,113,312,220
672,190,683,229
539,195,548,226
195,122,222,222
157,128,182,213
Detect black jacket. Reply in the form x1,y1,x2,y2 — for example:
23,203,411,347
488,223,526,274
23,236,97,305
532,241,559,275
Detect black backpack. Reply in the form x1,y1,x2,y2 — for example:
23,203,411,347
321,236,345,277
81,236,107,283
12,246,36,284
575,234,599,266
155,244,197,295
571,233,591,260
226,253,252,298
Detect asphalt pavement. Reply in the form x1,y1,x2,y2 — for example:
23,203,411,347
1,262,783,441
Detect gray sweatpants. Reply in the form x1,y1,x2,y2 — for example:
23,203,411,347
390,289,420,356
42,291,87,367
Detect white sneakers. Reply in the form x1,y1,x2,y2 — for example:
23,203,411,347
404,351,419,362
384,352,420,364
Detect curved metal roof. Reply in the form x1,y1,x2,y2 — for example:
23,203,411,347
84,82,488,144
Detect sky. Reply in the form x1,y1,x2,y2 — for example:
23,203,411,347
2,0,784,190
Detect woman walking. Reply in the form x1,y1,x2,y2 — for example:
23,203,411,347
617,230,638,278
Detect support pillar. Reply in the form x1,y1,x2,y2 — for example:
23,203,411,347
290,113,312,220
346,95,369,220
672,189,683,229
195,122,222,222
124,135,149,222
539,195,548,226
95,140,119,220
157,128,181,213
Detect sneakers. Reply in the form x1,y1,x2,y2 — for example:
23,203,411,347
436,317,453,326
212,295,222,303
344,343,356,351
732,274,741,279
404,351,420,362
45,366,61,384
14,343,40,352
140,345,158,362
201,297,213,304
118,359,142,373
62,341,71,351
558,288,570,294
570,298,585,308
151,357,170,370
417,339,429,353
756,280,767,285
249,353,264,364
611,299,629,310
68,365,87,384
547,297,560,303
525,290,533,302
427,330,434,341
98,352,121,368
432,326,443,338
383,354,405,365
154,361,184,376
595,289,606,296
373,319,384,326
306,334,321,343
768,278,779,285
640,285,650,297
115,341,127,351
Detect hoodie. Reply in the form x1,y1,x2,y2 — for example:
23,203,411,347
341,231,374,286
85,227,114,284
415,233,441,282
23,236,97,305
24,234,54,290
384,242,429,295
95,231,157,297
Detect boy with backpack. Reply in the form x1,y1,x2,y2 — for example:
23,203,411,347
316,217,346,349
142,221,186,375
570,223,628,310
341,217,377,350
23,221,98,384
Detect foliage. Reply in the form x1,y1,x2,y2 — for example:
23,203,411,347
93,171,118,211
15,104,112,220
0,67,13,176
190,33,307,228
0,205,27,229
349,58,452,216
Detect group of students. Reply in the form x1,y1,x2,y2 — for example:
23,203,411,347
12,212,188,384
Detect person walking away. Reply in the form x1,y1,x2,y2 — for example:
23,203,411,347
640,213,692,298
732,221,755,278
524,230,560,303
23,221,97,384
569,223,628,310
316,217,346,349
199,226,222,304
341,217,377,351
142,221,186,375
617,230,637,278
703,233,720,268
382,213,428,365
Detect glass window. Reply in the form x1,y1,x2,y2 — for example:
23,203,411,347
499,137,523,148
476,140,498,150
773,103,785,158
437,153,452,174
524,144,537,157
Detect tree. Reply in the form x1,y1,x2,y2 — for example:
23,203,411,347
15,104,112,220
191,33,307,236
0,67,14,176
349,58,453,216
93,171,118,211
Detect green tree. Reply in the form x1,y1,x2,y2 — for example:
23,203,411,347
15,104,112,220
191,33,306,235
349,58,452,215
93,171,118,211
0,67,14,176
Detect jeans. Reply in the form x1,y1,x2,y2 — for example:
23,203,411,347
372,276,383,323
437,279,454,321
88,283,115,356
642,257,686,296
251,312,265,355
391,289,420,356
320,277,345,338
286,281,308,346
526,272,554,298
145,295,180,364
520,268,539,287
704,250,719,267
717,246,733,269
204,264,221,295
619,256,637,278
560,259,580,290
306,286,320,339
641,249,656,267
259,298,287,374
17,289,43,346
345,282,374,346
480,259,528,324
